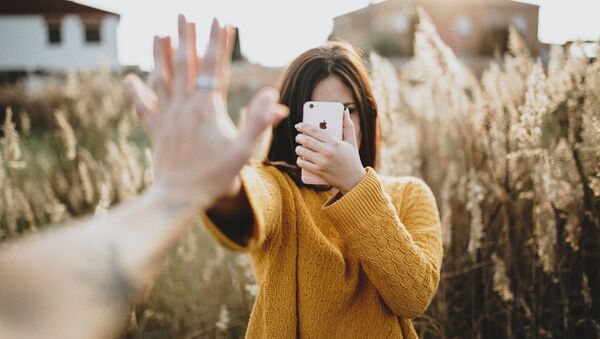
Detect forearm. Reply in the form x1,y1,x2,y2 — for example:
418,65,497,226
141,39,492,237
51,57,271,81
206,176,254,245
201,165,285,251
339,216,440,318
98,183,204,284
323,169,443,318
207,180,253,226
0,184,203,339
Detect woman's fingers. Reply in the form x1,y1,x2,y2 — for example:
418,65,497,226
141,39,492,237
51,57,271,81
295,133,328,153
342,108,358,147
295,146,320,164
295,123,334,143
296,157,320,173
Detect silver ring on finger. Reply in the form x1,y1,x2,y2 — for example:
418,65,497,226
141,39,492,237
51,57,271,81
196,75,220,90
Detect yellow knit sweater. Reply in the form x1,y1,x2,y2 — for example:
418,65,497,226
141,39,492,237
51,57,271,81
200,164,443,338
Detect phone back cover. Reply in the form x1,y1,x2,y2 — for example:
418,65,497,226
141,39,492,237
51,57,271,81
301,101,344,185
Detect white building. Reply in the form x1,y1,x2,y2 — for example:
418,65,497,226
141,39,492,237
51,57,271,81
0,0,120,73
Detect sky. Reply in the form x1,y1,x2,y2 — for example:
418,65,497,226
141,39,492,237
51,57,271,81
76,0,600,70
517,0,600,44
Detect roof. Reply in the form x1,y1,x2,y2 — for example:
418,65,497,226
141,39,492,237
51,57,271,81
0,0,119,17
334,0,539,19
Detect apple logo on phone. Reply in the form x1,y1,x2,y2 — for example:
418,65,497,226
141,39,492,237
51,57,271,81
319,120,327,129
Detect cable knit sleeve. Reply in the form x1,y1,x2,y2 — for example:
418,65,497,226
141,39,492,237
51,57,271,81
322,167,443,319
199,164,286,252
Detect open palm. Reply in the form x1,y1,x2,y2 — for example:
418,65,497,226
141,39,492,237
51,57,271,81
123,15,288,208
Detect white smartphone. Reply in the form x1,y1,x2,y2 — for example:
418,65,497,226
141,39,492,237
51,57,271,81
301,101,344,185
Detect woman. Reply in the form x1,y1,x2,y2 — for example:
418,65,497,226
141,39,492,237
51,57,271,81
204,40,443,338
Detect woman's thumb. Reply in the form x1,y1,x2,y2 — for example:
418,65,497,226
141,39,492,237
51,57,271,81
342,108,357,147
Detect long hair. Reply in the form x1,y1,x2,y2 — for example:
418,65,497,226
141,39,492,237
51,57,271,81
265,40,380,189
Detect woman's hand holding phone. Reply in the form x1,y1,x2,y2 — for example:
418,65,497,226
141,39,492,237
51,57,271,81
294,109,366,194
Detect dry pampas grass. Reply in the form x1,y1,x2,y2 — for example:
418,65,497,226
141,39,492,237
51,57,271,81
371,9,599,338
0,9,598,338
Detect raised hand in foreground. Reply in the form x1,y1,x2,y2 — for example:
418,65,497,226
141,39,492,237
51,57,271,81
124,14,288,208
0,15,287,339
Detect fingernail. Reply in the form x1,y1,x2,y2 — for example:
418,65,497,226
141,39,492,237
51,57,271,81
295,123,301,129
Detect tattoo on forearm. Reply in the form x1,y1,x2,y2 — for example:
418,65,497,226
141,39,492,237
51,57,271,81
78,199,193,310
104,244,136,307
76,243,135,310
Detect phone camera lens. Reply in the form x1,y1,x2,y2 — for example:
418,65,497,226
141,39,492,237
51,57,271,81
309,103,314,109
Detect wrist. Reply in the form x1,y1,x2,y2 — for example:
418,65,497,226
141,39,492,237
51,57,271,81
147,181,207,212
339,167,367,194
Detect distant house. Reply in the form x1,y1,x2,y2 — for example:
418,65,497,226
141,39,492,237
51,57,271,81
0,0,120,78
331,0,544,58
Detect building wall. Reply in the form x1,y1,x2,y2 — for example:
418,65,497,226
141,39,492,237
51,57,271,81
331,0,543,57
0,14,119,72
332,2,415,56
421,1,541,56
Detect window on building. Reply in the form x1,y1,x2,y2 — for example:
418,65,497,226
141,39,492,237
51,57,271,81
393,13,409,32
47,22,62,44
478,26,510,56
455,15,472,36
512,15,527,33
85,23,101,43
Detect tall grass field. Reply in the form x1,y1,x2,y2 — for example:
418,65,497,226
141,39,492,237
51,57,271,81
0,12,598,339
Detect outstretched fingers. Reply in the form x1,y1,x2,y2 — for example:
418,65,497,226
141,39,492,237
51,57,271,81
201,18,222,79
149,36,173,103
187,21,199,81
219,26,236,100
173,15,195,98
199,18,233,93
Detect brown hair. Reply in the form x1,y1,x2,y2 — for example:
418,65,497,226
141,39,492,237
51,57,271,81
265,40,380,189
